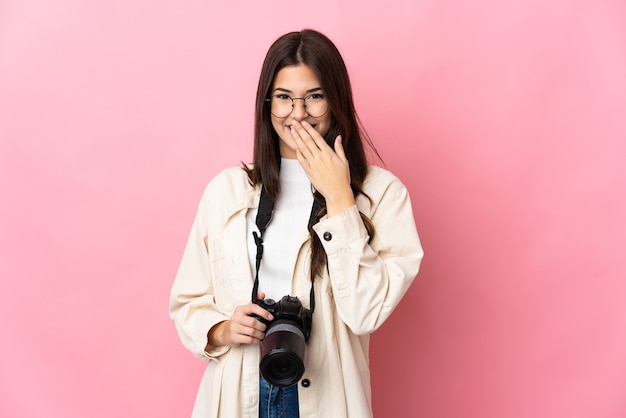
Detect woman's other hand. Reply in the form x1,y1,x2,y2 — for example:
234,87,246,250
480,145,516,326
291,120,355,217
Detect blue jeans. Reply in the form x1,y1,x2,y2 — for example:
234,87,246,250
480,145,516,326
259,375,300,418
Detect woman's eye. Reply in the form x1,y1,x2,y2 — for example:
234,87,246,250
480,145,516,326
307,93,324,101
275,94,291,101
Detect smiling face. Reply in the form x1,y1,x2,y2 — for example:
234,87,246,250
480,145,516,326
269,64,331,159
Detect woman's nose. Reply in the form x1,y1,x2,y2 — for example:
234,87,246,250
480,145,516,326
290,98,308,120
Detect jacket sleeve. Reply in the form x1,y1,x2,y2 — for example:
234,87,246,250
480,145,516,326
312,176,423,335
169,193,231,360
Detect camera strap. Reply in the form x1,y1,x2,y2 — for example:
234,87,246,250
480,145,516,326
251,184,320,313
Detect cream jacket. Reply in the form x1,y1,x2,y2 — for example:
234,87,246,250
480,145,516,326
170,165,423,418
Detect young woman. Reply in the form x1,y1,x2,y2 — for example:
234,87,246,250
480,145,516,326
170,29,423,418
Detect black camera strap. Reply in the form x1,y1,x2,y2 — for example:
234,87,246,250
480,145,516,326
251,184,320,313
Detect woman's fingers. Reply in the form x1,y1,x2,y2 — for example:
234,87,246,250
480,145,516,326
291,120,327,157
333,135,348,164
222,301,274,347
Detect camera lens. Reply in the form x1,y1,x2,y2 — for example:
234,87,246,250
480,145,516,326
273,357,293,375
259,320,307,387
262,351,303,386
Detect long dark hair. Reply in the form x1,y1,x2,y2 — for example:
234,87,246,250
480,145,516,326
243,29,380,280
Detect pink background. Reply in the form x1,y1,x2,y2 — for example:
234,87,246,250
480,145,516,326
2,1,625,417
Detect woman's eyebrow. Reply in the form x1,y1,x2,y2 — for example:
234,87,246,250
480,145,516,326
272,87,323,94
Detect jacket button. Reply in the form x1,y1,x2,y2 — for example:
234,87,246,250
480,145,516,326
301,379,311,387
323,232,332,241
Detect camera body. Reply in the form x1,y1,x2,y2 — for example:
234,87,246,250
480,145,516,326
252,295,313,387
253,295,312,340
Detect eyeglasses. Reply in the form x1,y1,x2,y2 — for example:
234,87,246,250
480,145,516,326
266,93,329,118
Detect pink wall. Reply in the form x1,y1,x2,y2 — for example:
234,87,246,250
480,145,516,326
1,1,625,417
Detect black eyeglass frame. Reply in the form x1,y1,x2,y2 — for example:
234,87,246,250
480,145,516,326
264,94,329,118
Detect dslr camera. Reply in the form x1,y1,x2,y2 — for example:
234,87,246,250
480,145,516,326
252,295,312,387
